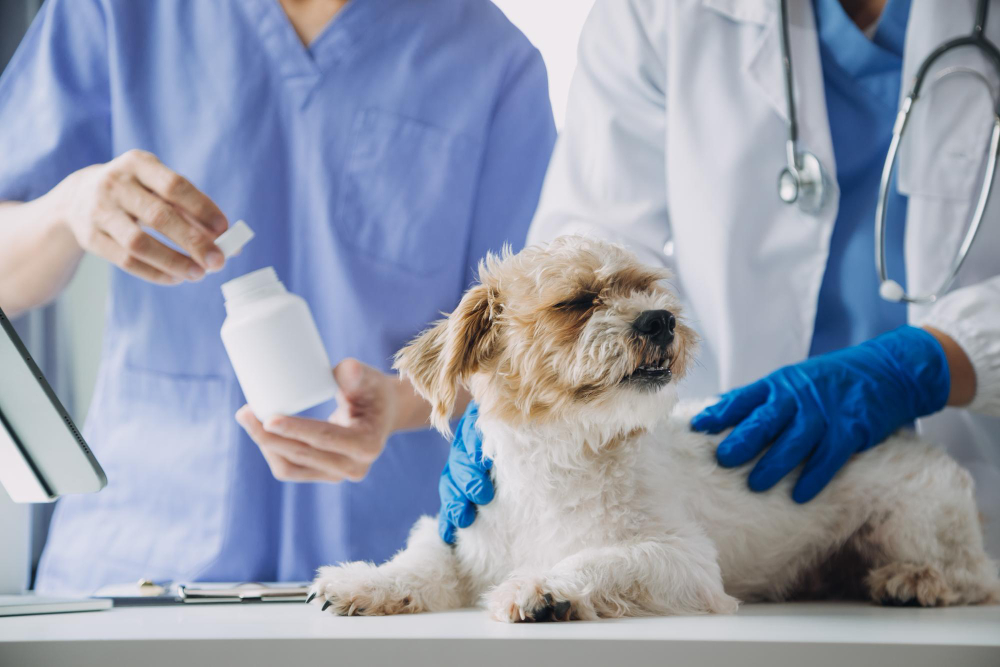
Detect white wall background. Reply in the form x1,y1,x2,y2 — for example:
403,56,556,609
493,0,594,128
58,0,595,423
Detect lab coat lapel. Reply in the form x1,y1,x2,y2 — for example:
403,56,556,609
744,0,837,184
700,0,840,370
701,0,838,206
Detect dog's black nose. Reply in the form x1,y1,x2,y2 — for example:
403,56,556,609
633,309,675,346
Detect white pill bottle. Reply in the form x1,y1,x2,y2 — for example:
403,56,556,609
220,267,337,420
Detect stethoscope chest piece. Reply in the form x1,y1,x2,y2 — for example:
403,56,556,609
778,150,826,215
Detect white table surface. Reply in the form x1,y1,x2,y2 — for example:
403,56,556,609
1,601,998,667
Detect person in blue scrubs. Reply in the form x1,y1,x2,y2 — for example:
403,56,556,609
0,0,556,595
439,0,959,539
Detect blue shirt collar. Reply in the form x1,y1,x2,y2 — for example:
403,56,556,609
813,0,911,78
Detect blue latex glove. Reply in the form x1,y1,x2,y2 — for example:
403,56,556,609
691,326,950,503
438,402,493,544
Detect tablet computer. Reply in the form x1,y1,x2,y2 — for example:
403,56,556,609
0,307,106,503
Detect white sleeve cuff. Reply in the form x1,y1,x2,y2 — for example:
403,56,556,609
917,284,1000,416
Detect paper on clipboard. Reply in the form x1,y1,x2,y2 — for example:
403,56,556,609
93,580,310,605
177,582,310,603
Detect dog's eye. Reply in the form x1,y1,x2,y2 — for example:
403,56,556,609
552,294,599,311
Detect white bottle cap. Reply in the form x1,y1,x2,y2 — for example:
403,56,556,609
214,220,255,259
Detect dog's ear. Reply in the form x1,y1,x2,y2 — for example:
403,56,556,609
394,282,498,436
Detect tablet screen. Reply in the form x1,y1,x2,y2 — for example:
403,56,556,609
0,308,105,503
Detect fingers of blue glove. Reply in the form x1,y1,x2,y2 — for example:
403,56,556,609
716,398,796,467
791,433,856,503
457,402,491,471
437,465,475,543
447,415,494,506
438,512,456,544
439,463,463,503
691,380,770,433
439,499,476,532
747,412,825,492
453,404,473,451
449,446,495,505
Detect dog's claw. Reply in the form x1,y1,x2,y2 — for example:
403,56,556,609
321,600,332,612
306,592,316,604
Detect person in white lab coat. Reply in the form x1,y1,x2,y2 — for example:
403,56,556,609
437,0,1000,560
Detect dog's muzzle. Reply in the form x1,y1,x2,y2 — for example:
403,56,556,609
623,310,675,389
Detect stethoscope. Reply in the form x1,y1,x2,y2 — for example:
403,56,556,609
776,0,1000,304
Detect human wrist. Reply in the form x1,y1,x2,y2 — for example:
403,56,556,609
922,326,976,407
389,375,430,433
36,182,82,254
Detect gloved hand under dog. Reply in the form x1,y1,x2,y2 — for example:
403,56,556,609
438,402,493,543
691,325,951,503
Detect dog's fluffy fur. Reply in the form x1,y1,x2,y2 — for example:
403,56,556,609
310,236,999,621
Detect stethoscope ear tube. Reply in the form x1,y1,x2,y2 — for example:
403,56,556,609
875,95,1000,304
874,0,1000,303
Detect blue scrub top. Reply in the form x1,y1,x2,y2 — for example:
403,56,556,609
0,0,556,595
809,0,911,356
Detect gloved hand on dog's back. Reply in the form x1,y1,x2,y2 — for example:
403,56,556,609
691,325,951,503
438,402,493,543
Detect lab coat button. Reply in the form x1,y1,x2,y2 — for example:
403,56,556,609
662,240,675,257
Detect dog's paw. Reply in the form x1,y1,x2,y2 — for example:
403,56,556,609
867,563,958,607
485,576,590,623
706,591,741,615
309,562,416,616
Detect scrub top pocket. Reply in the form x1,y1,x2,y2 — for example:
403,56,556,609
69,366,234,580
336,108,477,275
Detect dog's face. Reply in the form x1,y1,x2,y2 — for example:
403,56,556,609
395,236,696,434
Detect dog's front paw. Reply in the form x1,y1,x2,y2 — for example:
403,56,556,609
486,576,591,623
309,562,416,616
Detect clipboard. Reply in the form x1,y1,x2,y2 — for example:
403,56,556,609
177,582,310,603
93,580,311,605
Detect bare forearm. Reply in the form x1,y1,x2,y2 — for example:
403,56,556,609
0,195,83,317
391,375,471,432
923,326,976,407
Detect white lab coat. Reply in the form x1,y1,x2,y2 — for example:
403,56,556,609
528,0,1000,557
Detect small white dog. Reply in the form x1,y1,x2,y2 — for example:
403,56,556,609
310,236,999,621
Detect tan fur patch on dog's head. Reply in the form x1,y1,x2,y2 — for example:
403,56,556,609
394,236,697,434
